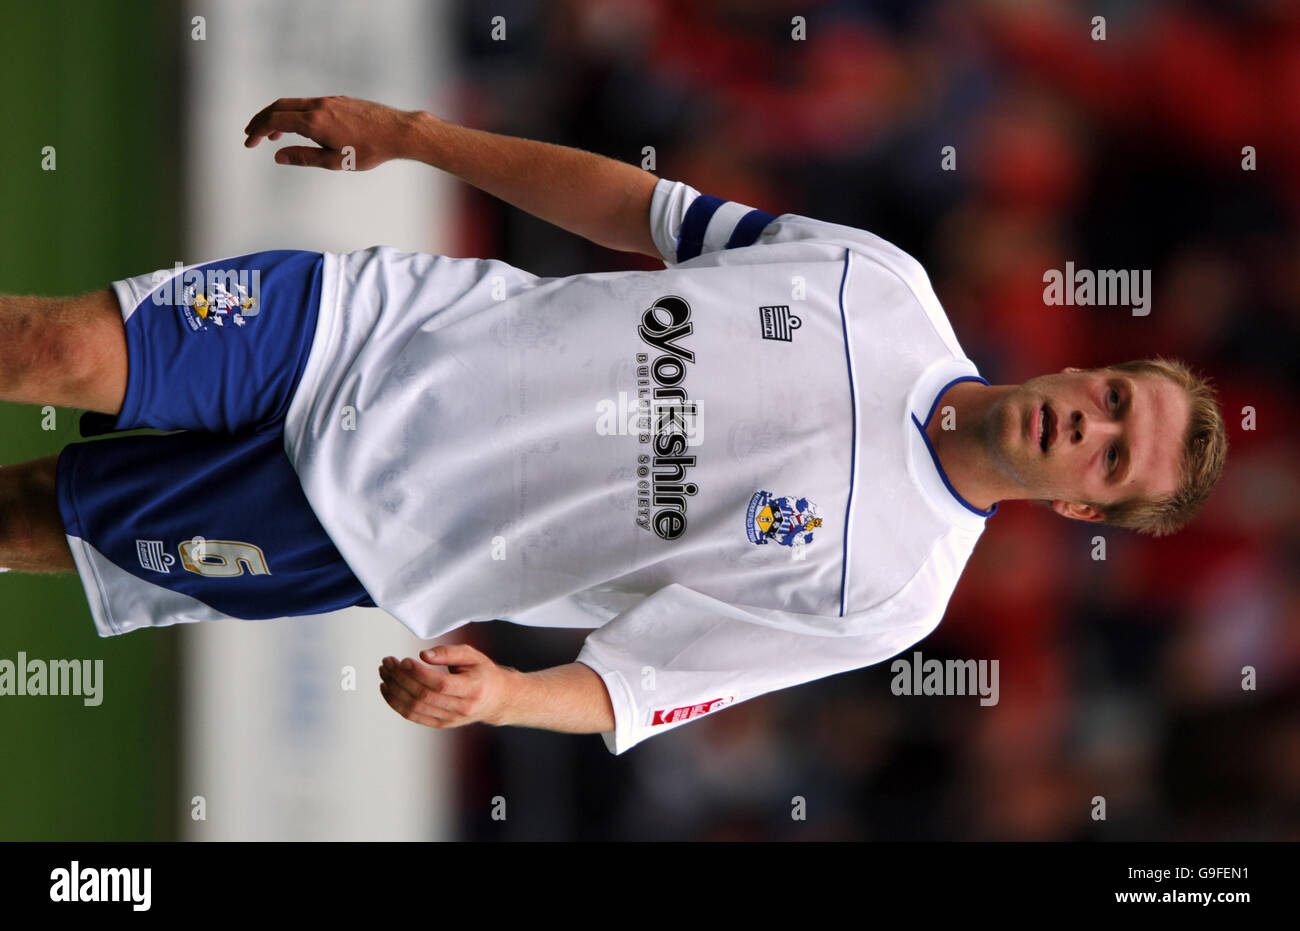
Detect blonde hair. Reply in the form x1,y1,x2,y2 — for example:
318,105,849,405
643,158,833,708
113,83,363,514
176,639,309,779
1085,358,1227,537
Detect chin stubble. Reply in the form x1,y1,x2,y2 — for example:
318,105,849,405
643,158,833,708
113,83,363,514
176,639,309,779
983,394,1032,489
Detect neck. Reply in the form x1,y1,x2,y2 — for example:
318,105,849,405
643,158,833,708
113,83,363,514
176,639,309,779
923,381,1021,512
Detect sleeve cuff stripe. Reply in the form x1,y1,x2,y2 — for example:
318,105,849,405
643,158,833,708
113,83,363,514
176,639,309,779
675,195,725,263
725,208,776,250
677,198,776,263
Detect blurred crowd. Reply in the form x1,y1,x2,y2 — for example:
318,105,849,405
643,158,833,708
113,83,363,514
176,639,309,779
447,0,1300,839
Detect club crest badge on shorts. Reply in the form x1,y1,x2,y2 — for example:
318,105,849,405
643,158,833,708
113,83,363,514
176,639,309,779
746,490,823,553
179,281,258,332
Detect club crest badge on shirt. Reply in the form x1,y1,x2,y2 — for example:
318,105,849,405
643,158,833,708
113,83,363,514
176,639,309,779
746,490,823,550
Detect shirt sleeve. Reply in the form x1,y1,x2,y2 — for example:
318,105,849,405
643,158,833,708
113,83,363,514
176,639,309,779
574,581,944,755
648,178,779,266
648,178,960,358
648,178,933,285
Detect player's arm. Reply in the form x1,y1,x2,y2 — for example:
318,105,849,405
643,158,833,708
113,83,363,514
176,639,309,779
243,95,660,258
378,644,615,735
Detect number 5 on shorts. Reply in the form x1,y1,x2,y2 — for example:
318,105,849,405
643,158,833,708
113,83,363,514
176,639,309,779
179,539,271,577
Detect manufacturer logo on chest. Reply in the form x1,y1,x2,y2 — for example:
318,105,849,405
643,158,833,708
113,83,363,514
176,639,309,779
759,305,802,341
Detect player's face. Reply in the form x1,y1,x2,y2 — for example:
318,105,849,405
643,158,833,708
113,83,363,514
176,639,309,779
986,367,1190,518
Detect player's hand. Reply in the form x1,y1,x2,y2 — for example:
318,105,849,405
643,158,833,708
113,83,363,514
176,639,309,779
243,95,421,170
378,643,516,729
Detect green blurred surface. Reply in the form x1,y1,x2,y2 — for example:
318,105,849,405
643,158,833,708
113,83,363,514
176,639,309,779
0,0,180,839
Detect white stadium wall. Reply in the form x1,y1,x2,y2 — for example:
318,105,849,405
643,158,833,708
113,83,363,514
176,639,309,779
180,0,455,840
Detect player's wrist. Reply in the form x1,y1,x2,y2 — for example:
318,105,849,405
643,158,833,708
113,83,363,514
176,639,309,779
397,108,441,163
487,664,525,727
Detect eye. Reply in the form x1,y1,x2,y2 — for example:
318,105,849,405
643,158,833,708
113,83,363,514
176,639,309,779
1106,445,1118,472
1108,388,1120,411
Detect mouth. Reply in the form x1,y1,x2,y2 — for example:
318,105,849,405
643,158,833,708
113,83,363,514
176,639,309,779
1037,402,1057,453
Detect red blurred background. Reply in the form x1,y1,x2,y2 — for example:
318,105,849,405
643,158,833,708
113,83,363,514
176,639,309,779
449,0,1300,840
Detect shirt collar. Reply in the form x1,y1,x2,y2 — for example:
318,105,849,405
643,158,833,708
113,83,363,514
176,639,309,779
904,358,997,530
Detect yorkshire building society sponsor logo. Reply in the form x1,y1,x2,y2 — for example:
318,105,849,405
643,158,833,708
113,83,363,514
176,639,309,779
746,490,823,549
634,294,701,540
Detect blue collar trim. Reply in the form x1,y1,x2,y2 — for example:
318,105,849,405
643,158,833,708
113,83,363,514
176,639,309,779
912,376,998,519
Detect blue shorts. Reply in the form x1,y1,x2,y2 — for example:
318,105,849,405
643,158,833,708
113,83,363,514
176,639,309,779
56,250,375,637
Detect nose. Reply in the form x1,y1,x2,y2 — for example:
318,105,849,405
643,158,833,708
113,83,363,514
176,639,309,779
1068,410,1120,443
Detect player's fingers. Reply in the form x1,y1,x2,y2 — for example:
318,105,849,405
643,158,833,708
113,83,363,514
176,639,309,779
389,657,472,702
243,96,319,134
379,666,468,720
378,663,438,706
273,145,341,169
379,661,422,702
379,681,449,728
244,109,318,148
380,660,465,707
420,643,484,668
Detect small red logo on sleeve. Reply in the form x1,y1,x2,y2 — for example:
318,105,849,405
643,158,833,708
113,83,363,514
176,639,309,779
650,696,735,726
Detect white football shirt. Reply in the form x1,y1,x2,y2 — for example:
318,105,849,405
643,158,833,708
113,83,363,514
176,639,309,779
282,178,994,754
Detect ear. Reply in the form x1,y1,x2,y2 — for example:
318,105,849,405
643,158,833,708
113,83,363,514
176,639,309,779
1051,500,1104,522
